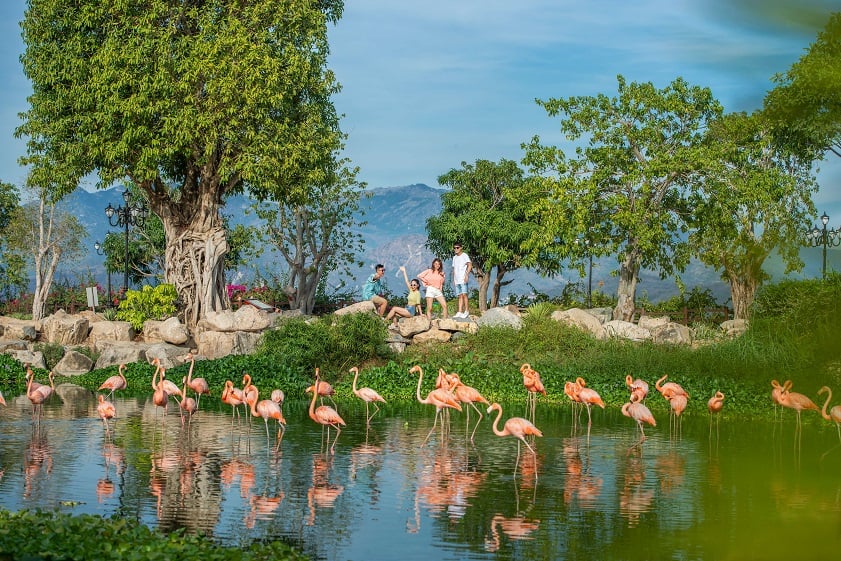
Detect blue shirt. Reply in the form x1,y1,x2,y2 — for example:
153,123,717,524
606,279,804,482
362,274,384,300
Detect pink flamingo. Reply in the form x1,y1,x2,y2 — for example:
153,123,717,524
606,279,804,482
625,374,649,402
0,390,5,406
308,369,346,454
770,379,792,420
707,390,724,437
572,377,605,427
305,367,337,408
221,380,245,423
621,393,656,443
520,363,546,424
97,394,117,434
818,386,841,442
409,365,462,446
98,364,127,399
248,384,287,450
778,386,820,429
486,402,543,474
449,372,490,441
655,375,688,400
184,353,210,407
151,363,169,416
668,394,688,435
179,376,198,425
350,366,386,424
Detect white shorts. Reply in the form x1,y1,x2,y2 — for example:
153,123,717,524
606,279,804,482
425,286,444,299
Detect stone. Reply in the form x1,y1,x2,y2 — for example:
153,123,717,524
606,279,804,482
0,339,28,353
651,322,692,345
436,318,478,334
233,305,272,332
145,343,191,369
5,349,47,370
721,318,748,337
551,308,607,339
603,320,651,342
333,300,376,316
476,307,524,330
54,350,94,376
41,310,90,345
0,318,38,341
159,317,190,344
196,330,262,359
397,315,431,338
638,315,671,331
412,328,452,343
585,307,613,324
89,321,135,347
77,310,103,324
94,341,151,370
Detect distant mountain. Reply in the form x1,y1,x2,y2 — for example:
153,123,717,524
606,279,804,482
54,185,836,306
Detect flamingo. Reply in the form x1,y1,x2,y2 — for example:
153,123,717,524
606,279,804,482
271,389,285,404
157,368,182,404
668,394,688,435
770,379,792,420
26,371,49,420
308,369,346,454
184,353,210,407
520,363,546,424
98,364,127,399
707,390,725,437
305,368,337,408
563,380,582,423
409,365,462,446
32,371,56,403
572,377,605,427
818,386,841,442
621,393,656,442
179,376,198,425
486,402,543,473
221,380,245,423
150,362,169,417
350,366,386,424
0,390,5,406
449,372,490,441
249,385,287,451
242,373,259,422
778,386,820,429
625,374,649,402
655,375,689,400
97,394,116,433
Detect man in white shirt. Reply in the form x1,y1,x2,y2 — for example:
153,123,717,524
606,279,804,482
451,243,472,318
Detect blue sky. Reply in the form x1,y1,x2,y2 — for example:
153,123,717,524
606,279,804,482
2,0,839,223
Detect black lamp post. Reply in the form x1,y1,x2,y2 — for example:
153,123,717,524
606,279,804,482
93,241,112,307
804,212,841,279
105,190,147,293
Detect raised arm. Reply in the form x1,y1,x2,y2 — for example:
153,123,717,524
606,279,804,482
399,266,412,290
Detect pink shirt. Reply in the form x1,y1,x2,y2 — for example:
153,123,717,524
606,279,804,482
417,268,445,290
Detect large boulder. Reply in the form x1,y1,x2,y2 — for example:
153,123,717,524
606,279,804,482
145,343,191,369
0,317,38,341
333,300,376,316
0,339,28,353
476,307,524,330
41,310,90,345
4,349,47,370
651,322,692,345
638,315,671,331
412,328,452,344
54,350,93,376
196,330,262,359
436,318,478,334
604,320,651,342
721,318,748,337
144,317,190,344
88,321,135,348
201,306,271,333
397,315,431,338
551,308,607,339
94,341,151,370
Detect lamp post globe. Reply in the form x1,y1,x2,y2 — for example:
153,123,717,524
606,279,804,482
805,211,841,279
104,190,147,294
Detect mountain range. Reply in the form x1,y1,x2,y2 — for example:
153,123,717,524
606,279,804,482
54,184,834,307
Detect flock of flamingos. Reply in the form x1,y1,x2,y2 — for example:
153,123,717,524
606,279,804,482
3,356,841,467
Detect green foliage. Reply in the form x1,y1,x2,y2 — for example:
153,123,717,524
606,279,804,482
524,302,556,321
116,284,178,331
0,509,308,561
256,313,392,377
32,342,65,371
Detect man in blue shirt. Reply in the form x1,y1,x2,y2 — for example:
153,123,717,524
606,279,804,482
362,264,388,316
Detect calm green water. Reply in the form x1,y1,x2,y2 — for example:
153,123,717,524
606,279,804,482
1,387,840,560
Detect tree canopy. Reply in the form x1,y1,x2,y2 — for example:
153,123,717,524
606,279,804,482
17,0,345,327
523,76,723,320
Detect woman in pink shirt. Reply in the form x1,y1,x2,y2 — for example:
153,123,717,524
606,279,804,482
416,258,448,319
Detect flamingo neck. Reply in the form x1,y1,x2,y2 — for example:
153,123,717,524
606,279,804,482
415,369,425,403
309,375,319,419
656,375,667,390
822,387,833,421
490,405,505,437
352,369,359,393
250,387,260,417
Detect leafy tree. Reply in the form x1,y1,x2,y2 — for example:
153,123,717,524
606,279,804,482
17,0,345,329
428,158,542,311
523,76,723,320
252,160,366,315
764,12,841,158
5,185,86,320
689,112,817,319
0,182,27,302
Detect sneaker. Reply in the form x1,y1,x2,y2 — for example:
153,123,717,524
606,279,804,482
455,311,467,319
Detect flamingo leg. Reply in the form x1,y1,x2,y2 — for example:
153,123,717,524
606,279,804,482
421,410,441,447
330,425,342,455
369,402,380,423
469,402,484,442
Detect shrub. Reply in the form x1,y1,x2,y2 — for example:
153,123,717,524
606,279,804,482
33,342,66,371
116,284,178,331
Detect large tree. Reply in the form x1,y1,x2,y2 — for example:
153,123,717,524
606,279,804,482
17,0,344,328
5,186,86,320
0,181,26,302
690,112,817,320
523,76,722,321
764,12,841,158
428,158,542,311
252,159,366,315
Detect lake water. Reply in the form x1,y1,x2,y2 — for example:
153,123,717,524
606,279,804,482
1,386,841,560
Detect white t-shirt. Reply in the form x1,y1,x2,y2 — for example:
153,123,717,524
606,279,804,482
453,252,471,284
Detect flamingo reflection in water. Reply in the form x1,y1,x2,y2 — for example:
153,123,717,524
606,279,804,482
484,513,541,553
97,442,124,503
561,439,602,509
307,454,344,526
619,446,654,528
23,425,53,499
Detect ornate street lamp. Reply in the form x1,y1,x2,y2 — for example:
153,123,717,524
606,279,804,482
105,190,148,293
93,241,112,307
804,212,841,279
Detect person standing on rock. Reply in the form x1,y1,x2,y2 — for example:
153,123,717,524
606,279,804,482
416,257,448,320
452,243,472,319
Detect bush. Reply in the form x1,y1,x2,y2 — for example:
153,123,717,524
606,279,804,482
116,284,178,331
33,342,66,371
